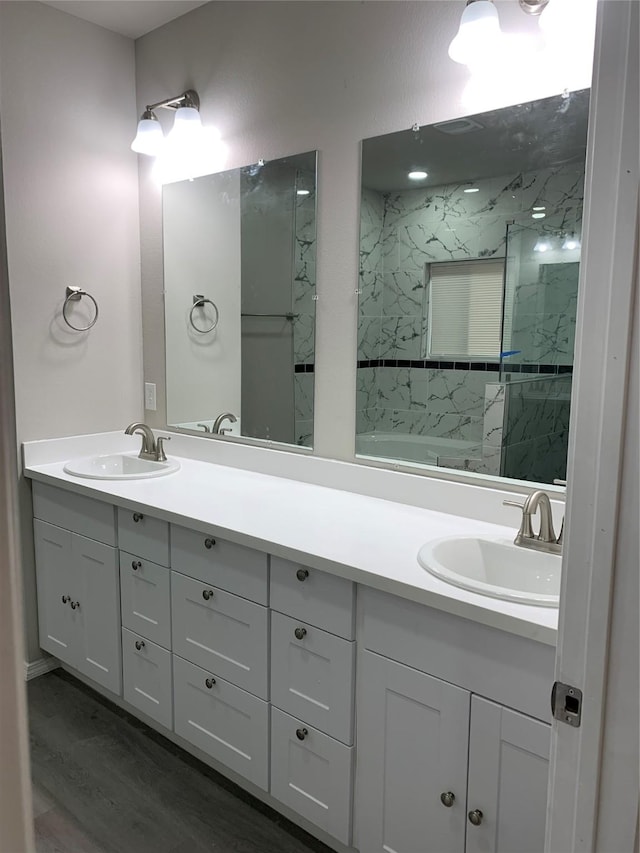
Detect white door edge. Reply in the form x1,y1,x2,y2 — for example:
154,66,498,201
546,2,640,851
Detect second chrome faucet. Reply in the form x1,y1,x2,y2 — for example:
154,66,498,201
504,489,563,554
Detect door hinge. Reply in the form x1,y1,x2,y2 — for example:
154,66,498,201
551,681,583,727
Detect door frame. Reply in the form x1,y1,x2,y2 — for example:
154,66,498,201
546,2,639,850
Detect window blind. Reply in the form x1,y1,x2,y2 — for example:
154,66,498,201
428,259,504,359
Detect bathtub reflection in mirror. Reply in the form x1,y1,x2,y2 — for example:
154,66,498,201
357,90,589,484
163,151,317,448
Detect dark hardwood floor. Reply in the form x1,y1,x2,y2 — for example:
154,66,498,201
28,671,334,853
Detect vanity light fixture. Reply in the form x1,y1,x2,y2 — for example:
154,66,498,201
408,170,428,180
533,237,551,252
448,0,503,66
131,89,202,156
562,233,581,251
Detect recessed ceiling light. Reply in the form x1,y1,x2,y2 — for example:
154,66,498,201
408,170,428,180
532,205,546,211
463,187,480,193
532,212,546,219
296,189,310,196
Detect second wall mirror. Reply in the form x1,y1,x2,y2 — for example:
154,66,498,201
163,150,317,448
357,90,589,485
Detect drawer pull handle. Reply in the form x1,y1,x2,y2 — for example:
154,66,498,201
204,537,216,549
132,512,144,523
135,640,145,651
296,727,308,741
205,677,216,689
294,627,307,640
132,560,142,571
440,792,455,808
468,810,483,827
296,568,309,581
202,589,214,601
70,600,80,610
61,595,70,604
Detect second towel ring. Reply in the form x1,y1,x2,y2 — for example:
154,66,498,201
63,286,99,332
190,294,219,334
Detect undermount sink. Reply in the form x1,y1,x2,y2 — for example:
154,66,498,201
417,535,560,607
63,453,180,480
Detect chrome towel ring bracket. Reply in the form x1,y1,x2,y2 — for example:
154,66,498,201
62,286,99,332
189,294,219,334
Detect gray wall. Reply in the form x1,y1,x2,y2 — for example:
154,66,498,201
0,2,141,661
135,1,592,460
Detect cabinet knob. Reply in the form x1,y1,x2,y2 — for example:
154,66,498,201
132,512,144,523
205,677,216,689
132,560,142,571
70,600,80,610
61,595,70,604
202,589,214,601
135,640,145,651
296,568,309,581
468,810,483,826
296,728,308,741
294,626,307,640
440,792,455,808
204,537,216,549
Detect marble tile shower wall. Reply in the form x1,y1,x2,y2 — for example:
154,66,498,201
293,176,316,444
357,162,583,444
501,375,572,482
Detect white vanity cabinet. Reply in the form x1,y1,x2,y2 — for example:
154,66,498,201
33,484,121,695
269,560,357,844
355,588,553,853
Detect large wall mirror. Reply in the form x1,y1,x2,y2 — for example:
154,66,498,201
357,90,589,484
163,151,317,448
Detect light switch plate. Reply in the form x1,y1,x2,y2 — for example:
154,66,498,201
144,382,157,411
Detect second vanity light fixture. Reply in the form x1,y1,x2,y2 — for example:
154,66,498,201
448,0,555,66
131,89,203,156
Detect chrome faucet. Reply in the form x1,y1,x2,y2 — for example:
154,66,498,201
212,412,237,435
503,489,562,554
124,422,171,462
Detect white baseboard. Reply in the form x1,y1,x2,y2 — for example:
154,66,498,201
24,656,60,681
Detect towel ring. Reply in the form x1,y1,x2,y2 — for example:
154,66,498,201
62,286,99,332
189,294,219,334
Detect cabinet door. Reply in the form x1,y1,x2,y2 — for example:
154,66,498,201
356,651,470,853
33,520,77,667
173,655,269,790
122,628,173,730
270,611,355,744
271,707,354,846
120,552,171,648
466,697,550,853
171,571,268,698
73,533,122,695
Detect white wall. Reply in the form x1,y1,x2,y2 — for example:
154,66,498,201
0,1,142,660
135,1,595,458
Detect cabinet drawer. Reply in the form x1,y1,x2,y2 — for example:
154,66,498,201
122,628,172,730
173,655,268,790
170,525,268,604
117,508,169,567
120,552,171,649
171,571,269,699
270,557,355,639
271,611,354,744
32,482,116,545
360,586,555,722
270,707,353,846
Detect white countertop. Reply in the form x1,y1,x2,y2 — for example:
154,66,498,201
24,437,558,646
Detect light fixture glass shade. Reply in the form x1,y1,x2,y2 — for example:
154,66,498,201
168,106,203,140
448,1,502,65
562,234,581,251
131,117,164,155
